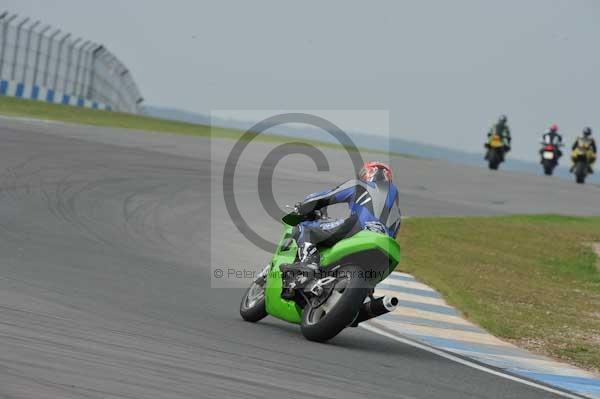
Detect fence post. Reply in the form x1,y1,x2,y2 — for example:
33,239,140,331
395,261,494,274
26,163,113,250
103,51,120,110
73,40,89,98
0,13,18,78
32,25,50,87
63,37,81,94
82,42,94,98
103,51,116,107
0,12,6,77
42,29,60,87
10,17,30,81
119,67,130,112
22,20,40,83
0,11,6,38
88,45,104,99
79,42,93,98
52,32,70,90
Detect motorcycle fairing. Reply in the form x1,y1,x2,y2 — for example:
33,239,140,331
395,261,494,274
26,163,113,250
264,224,401,324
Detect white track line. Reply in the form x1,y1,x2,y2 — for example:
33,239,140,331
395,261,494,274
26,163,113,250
362,323,588,399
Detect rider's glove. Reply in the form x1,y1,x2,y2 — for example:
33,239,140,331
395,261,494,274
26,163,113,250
294,202,302,215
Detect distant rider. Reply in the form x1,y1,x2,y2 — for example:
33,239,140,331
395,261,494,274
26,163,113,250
540,123,563,161
570,127,597,173
485,115,512,158
281,161,402,299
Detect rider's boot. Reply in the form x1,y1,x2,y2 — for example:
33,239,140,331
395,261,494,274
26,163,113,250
281,243,320,299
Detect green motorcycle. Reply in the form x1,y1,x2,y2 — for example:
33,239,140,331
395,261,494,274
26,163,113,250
240,208,401,342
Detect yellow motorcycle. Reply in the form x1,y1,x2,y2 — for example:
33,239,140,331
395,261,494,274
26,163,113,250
571,144,596,184
485,134,506,170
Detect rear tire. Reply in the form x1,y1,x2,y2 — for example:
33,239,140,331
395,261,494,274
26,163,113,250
543,161,554,176
240,281,267,322
300,265,369,342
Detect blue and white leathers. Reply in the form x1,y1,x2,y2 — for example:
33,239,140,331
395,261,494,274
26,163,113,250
296,179,402,239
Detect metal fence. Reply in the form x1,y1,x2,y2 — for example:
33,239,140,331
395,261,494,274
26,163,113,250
0,11,143,113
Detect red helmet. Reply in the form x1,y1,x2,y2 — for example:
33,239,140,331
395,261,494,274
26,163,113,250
550,124,558,132
358,161,393,183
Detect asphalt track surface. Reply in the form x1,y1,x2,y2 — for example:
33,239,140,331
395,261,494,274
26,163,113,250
0,118,598,399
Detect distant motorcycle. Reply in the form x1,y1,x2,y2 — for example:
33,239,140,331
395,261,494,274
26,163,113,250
540,142,563,176
485,134,506,170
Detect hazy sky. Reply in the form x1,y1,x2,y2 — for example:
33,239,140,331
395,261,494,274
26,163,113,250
4,0,600,160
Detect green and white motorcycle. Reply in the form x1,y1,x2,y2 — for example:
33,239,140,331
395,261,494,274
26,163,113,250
239,208,401,342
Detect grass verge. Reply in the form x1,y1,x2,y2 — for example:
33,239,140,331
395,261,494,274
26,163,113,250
397,214,600,372
0,96,402,157
0,95,216,135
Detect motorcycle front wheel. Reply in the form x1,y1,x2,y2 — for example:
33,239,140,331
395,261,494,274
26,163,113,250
300,265,369,342
488,150,501,170
240,280,267,322
575,161,587,184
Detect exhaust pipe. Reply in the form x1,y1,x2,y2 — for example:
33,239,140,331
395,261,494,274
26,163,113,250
351,296,399,326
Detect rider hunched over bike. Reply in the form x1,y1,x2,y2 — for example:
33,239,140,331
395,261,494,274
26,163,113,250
281,161,401,298
540,123,563,161
570,127,597,173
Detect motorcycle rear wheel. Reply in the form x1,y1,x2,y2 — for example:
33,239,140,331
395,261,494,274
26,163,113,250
542,161,554,176
300,265,369,342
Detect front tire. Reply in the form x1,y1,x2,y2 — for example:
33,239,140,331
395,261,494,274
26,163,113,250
488,150,501,170
575,162,587,184
240,281,267,322
300,266,369,342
